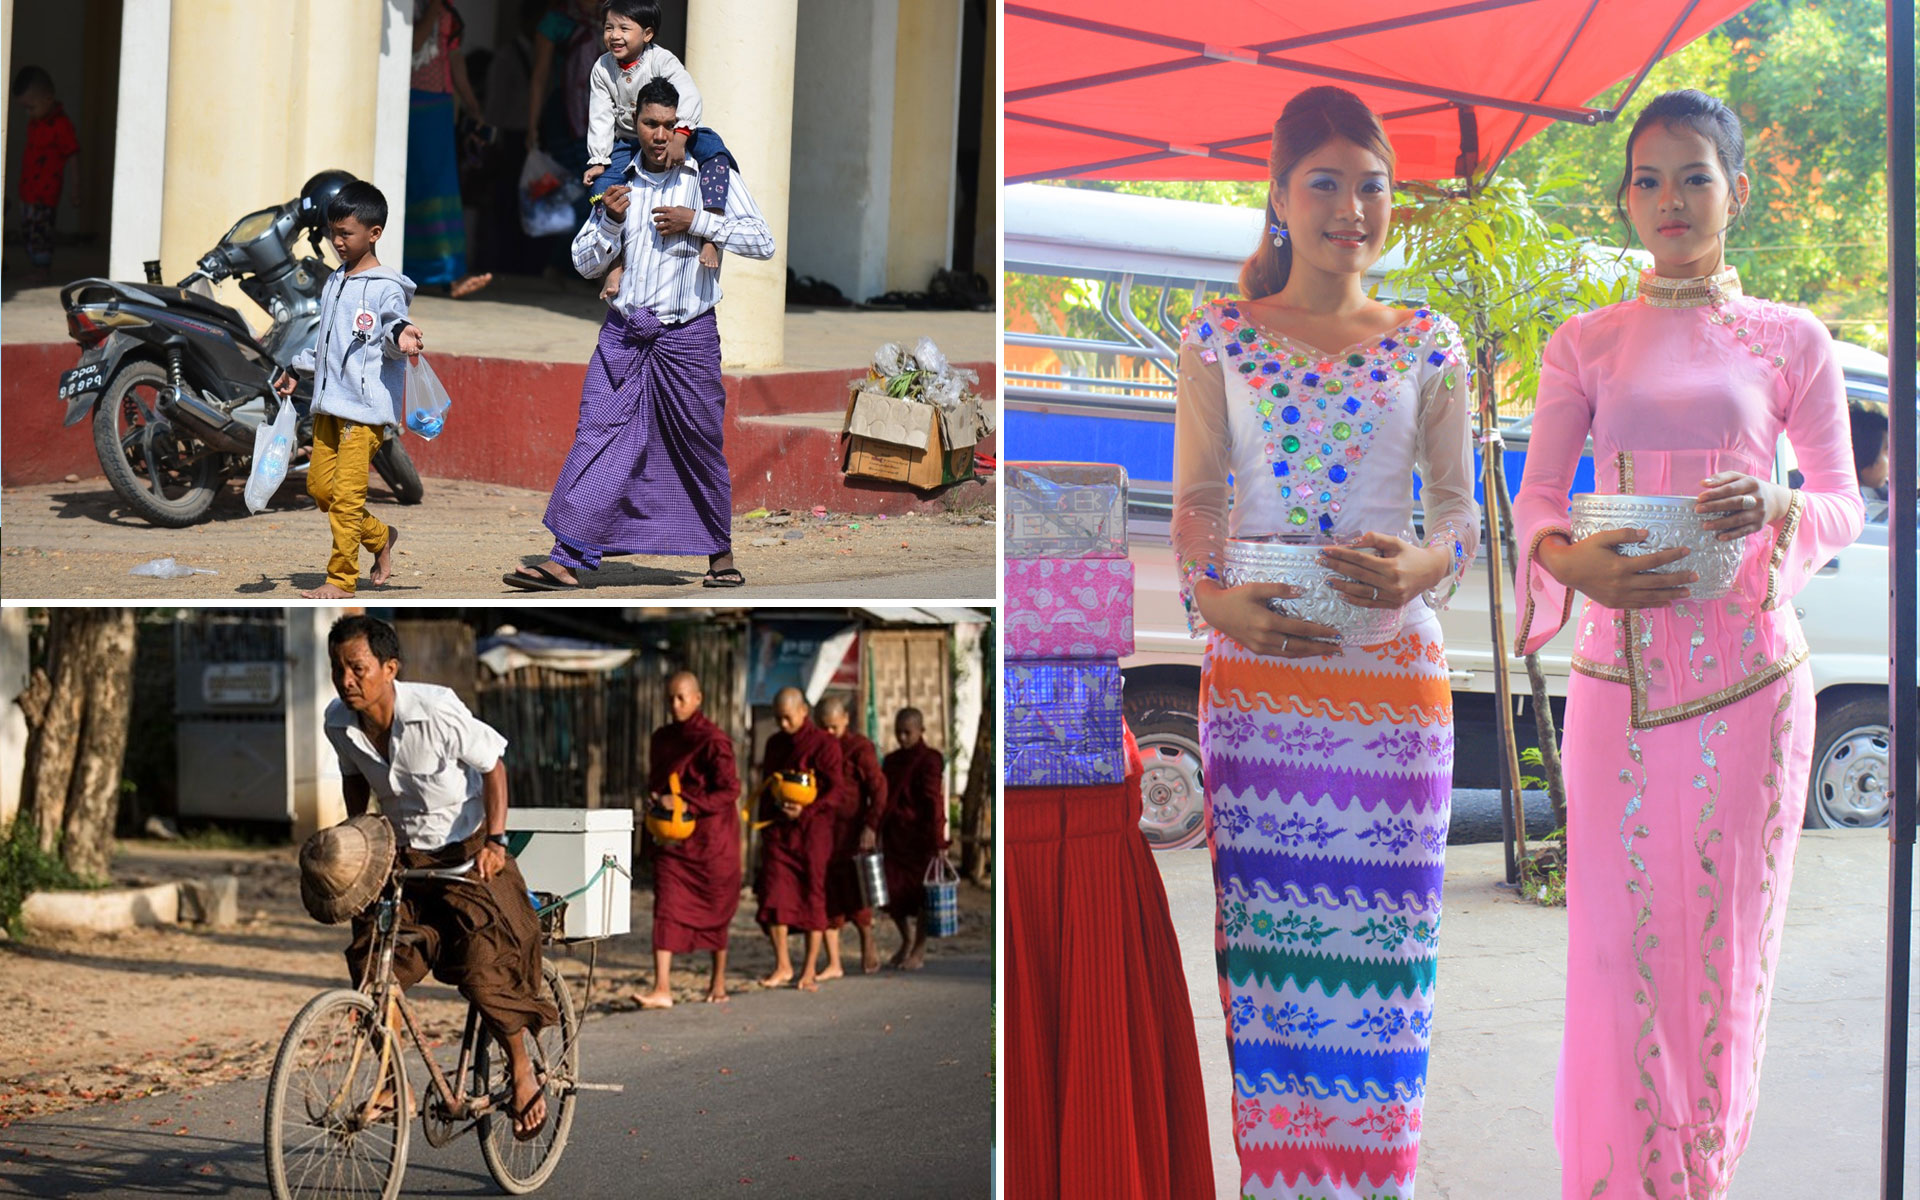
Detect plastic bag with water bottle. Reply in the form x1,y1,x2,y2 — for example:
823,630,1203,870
403,355,452,439
243,399,296,513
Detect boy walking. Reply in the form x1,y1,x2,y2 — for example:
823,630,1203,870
276,181,420,598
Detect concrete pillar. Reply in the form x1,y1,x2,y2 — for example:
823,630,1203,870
108,0,171,281
159,0,383,328
286,607,345,841
885,1,962,293
0,609,29,836
685,0,797,368
372,0,413,259
1,0,14,210
788,0,896,304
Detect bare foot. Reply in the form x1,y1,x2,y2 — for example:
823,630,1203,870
901,948,927,972
795,974,819,993
301,582,357,599
886,945,909,969
450,272,494,299
697,242,719,269
816,965,844,982
510,1063,547,1140
703,988,729,1004
631,989,673,1010
862,948,881,974
758,969,793,988
369,527,399,586
600,264,625,300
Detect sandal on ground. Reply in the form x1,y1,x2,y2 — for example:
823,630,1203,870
504,563,583,592
701,567,746,589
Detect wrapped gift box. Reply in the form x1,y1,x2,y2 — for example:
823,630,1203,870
1005,557,1135,659
1005,658,1125,786
1005,461,1129,559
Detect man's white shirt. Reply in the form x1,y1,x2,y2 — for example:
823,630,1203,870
569,161,776,326
324,682,508,852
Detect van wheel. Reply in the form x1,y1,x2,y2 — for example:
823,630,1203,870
1806,693,1891,829
1124,683,1207,851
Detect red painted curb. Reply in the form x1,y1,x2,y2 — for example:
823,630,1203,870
2,342,996,516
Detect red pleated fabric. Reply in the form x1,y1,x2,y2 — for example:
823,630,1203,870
1007,729,1215,1199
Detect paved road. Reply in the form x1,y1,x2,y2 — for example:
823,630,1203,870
0,957,992,1199
1159,835,1920,1199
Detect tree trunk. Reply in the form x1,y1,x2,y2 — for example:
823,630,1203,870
1524,652,1569,831
958,625,995,886
22,610,136,878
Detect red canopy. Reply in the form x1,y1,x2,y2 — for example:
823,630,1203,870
1006,0,1754,184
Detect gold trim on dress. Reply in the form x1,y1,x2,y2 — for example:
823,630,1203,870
1763,490,1806,611
1514,524,1576,656
1637,265,1744,309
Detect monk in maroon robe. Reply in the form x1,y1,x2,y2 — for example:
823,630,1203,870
817,695,887,977
632,671,741,1008
753,687,843,991
880,707,946,971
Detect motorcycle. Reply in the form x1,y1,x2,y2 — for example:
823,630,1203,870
56,172,424,527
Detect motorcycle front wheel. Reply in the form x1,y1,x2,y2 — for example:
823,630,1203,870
92,361,228,527
370,437,424,505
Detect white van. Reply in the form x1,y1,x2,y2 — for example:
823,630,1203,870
1006,183,1897,848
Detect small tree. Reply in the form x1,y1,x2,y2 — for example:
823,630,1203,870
17,608,136,879
1386,175,1633,849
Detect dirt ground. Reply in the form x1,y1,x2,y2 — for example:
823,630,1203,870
0,477,995,600
0,840,993,1127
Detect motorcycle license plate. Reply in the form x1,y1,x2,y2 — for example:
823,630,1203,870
58,362,106,401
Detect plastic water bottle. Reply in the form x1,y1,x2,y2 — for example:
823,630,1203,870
259,429,291,479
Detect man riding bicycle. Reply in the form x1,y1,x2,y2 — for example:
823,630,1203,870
306,614,557,1140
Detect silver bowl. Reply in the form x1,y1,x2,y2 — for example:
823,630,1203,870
1569,493,1748,600
1222,534,1407,645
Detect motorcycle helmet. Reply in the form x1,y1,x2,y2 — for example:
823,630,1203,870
645,773,697,843
297,169,359,231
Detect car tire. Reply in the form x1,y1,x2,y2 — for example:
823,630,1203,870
1806,692,1891,829
1124,682,1207,851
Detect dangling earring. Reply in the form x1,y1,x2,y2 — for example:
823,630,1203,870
1270,222,1290,248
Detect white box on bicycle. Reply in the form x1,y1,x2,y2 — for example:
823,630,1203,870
504,808,631,941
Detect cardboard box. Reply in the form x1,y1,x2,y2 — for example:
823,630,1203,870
842,386,979,490
504,808,632,941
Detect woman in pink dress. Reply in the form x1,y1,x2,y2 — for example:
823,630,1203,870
1511,89,1864,1198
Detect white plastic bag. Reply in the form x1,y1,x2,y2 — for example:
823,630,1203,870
519,148,583,238
403,355,452,439
243,400,296,513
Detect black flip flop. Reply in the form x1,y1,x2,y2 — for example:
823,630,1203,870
509,1089,548,1142
701,567,746,589
504,563,582,592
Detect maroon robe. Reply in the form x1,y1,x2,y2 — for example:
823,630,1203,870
825,729,887,929
648,711,742,953
881,742,946,915
753,721,843,932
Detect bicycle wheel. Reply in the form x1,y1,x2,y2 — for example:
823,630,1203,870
476,961,579,1193
264,989,410,1200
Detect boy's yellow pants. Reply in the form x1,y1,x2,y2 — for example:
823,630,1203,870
308,415,391,592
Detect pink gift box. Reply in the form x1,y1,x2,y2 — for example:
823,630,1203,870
1005,558,1135,659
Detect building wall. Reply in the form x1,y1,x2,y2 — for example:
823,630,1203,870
885,0,961,294
786,0,896,304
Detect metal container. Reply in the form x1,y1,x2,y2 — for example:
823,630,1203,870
1221,534,1407,645
854,851,889,911
1569,493,1748,600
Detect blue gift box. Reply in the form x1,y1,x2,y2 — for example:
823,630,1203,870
1004,658,1125,786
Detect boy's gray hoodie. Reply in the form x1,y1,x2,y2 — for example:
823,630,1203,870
291,264,416,428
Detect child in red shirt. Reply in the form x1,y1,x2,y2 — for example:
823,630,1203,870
10,66,80,282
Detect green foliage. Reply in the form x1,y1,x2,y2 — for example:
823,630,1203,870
0,817,107,939
1518,831,1569,908
1517,745,1550,792
1501,1,1912,351
1386,174,1633,414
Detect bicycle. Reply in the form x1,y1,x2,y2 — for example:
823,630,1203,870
264,858,582,1199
